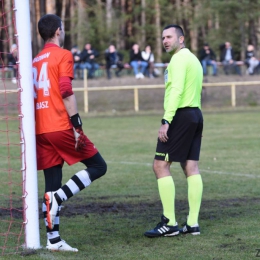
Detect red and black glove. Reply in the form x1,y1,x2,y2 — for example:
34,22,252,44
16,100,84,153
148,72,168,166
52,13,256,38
70,113,87,151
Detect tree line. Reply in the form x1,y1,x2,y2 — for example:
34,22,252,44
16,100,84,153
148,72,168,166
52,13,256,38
1,0,260,63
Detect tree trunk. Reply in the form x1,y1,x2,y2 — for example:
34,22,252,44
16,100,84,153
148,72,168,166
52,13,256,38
175,0,182,27
77,0,86,49
70,0,76,48
7,0,13,47
190,3,198,53
30,0,38,57
240,21,246,61
140,0,146,48
215,12,219,30
119,0,126,50
190,28,198,53
256,17,260,57
250,20,257,51
201,25,206,41
154,0,161,62
106,0,112,30
114,0,120,48
96,0,105,48
39,0,46,17
133,0,140,45
126,0,133,38
0,4,3,60
35,0,43,54
61,0,67,23
114,0,124,50
46,0,56,14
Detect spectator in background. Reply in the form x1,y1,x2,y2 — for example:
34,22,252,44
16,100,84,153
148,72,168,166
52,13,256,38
141,45,155,78
80,43,99,79
220,42,241,75
105,45,124,79
245,44,260,75
129,43,148,79
199,43,217,76
71,46,81,79
7,43,18,84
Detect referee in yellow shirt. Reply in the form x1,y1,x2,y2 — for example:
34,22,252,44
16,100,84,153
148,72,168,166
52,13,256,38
144,24,203,238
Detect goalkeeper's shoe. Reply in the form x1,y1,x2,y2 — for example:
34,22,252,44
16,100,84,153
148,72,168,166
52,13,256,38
144,215,179,238
44,191,59,230
46,239,78,252
179,223,200,235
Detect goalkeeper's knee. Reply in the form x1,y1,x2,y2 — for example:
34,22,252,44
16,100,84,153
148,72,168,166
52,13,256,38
87,160,107,181
81,153,107,182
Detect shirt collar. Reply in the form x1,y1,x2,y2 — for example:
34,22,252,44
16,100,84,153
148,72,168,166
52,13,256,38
43,43,59,49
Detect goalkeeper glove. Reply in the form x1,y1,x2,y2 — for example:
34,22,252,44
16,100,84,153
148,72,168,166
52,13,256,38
70,113,87,151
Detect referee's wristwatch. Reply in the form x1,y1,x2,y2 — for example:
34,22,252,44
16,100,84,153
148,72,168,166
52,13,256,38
161,119,169,125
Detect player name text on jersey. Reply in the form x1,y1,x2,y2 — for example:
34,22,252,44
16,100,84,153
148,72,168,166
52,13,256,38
36,101,49,110
33,52,50,64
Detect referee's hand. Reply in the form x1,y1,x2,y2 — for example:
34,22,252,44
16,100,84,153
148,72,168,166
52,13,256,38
158,124,169,142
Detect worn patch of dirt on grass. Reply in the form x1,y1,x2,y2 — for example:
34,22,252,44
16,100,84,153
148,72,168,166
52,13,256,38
0,196,257,223
53,196,258,220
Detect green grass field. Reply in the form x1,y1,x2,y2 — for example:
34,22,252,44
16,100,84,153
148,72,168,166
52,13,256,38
1,108,260,259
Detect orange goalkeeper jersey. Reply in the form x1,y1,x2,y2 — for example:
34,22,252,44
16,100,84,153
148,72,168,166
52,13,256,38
33,43,74,135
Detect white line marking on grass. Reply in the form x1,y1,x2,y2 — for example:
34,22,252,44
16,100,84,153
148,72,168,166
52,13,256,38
200,169,260,178
107,161,260,178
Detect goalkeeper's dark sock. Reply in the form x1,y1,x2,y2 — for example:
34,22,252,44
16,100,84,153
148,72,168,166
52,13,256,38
55,170,91,203
43,202,61,243
187,174,203,226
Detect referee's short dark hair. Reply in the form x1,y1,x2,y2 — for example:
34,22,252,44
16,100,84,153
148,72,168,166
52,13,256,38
38,14,62,42
163,25,184,37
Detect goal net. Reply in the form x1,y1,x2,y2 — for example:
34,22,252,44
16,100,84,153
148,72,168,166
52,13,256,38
0,0,40,255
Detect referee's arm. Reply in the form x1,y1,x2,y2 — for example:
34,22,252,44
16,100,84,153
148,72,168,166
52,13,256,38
163,59,186,123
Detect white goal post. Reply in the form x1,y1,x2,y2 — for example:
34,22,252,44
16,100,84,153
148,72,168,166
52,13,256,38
14,0,40,249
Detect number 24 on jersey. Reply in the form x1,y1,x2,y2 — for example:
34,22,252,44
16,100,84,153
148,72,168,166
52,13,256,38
33,62,50,98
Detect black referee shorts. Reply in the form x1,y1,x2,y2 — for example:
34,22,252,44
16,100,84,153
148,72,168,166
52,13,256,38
155,107,203,163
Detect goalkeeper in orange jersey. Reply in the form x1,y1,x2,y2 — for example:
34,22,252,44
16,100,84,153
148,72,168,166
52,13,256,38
33,14,107,252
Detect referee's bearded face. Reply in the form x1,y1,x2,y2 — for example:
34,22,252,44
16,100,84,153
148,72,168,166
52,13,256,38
162,28,181,54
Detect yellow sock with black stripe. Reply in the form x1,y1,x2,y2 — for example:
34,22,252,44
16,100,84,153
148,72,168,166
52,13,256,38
158,176,176,226
187,174,203,226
